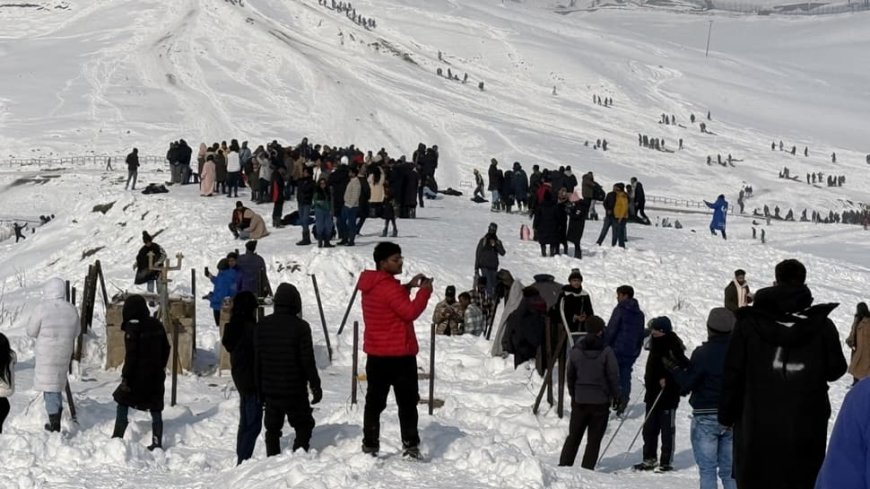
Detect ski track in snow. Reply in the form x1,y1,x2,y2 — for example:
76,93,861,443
0,0,869,487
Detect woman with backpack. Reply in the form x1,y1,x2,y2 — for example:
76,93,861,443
0,332,16,433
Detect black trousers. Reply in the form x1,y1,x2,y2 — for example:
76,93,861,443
559,402,609,469
363,355,420,449
0,397,9,433
263,398,315,456
642,405,676,465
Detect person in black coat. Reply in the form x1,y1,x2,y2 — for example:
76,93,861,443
474,223,506,298
630,177,647,223
487,159,502,211
134,232,165,293
718,259,847,489
553,269,594,335
221,291,261,464
502,287,547,369
112,295,171,451
533,190,564,257
635,316,688,472
295,166,315,246
255,283,322,455
565,200,585,259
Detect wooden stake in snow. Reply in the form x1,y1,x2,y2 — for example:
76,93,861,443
148,251,184,407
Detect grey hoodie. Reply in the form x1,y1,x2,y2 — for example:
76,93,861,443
567,334,620,405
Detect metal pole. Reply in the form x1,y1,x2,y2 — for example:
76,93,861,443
351,321,359,405
705,20,713,58
191,268,197,356
337,286,358,335
428,322,436,416
557,327,566,419
622,390,664,465
545,317,553,405
310,274,333,361
533,332,568,415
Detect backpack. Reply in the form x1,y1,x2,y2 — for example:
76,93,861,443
592,182,605,201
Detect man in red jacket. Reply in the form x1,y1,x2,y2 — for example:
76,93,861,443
357,242,433,459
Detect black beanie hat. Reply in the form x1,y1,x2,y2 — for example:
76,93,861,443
142,231,152,243
373,242,401,266
568,268,583,282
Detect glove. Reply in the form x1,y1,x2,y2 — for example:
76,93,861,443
311,386,323,405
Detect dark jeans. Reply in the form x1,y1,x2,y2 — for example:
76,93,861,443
298,204,311,240
126,169,138,190
596,215,614,245
363,355,420,450
227,172,240,197
237,393,263,464
617,358,635,403
342,206,359,244
264,398,315,456
559,402,610,469
480,268,497,299
642,405,676,466
272,199,284,224
258,178,270,202
636,202,647,221
0,397,8,433
613,219,627,247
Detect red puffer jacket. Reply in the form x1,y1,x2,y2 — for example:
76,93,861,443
358,270,432,356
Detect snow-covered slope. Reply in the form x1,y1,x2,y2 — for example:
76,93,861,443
0,1,869,488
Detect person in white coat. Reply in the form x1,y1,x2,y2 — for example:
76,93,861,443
26,277,80,432
490,270,525,357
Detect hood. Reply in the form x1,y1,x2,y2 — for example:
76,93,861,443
42,277,67,300
579,333,605,352
740,284,837,347
561,284,588,296
618,297,641,314
122,295,150,322
273,283,302,314
357,270,398,294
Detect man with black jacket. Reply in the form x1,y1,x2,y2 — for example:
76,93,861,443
177,139,193,185
221,291,261,464
488,158,502,211
126,148,139,190
553,269,594,335
635,316,688,473
719,259,847,489
296,166,315,246
474,222,506,298
255,283,322,455
559,316,619,470
669,308,737,489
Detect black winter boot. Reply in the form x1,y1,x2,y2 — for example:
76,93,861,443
147,419,163,451
112,419,128,439
44,412,62,433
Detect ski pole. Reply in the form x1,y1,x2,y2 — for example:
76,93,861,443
622,389,663,466
597,385,645,465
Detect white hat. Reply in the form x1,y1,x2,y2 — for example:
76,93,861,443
340,156,349,165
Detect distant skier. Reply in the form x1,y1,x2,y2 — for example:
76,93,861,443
704,195,728,240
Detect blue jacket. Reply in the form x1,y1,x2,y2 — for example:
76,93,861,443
236,251,271,297
705,196,728,231
210,268,240,311
815,378,870,489
671,334,729,415
604,298,645,361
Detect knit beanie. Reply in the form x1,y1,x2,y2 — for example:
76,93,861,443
568,269,583,282
707,307,736,334
142,231,152,243
649,316,673,333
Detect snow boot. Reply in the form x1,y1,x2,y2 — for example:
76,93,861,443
296,238,311,246
322,240,334,248
361,443,379,457
655,464,674,473
44,412,62,433
317,240,323,248
380,228,387,237
111,419,128,439
402,442,421,460
633,459,657,471
147,420,163,451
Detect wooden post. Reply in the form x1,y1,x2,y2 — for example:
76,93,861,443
71,286,77,306
337,286,358,335
557,328,567,419
532,332,568,415
545,317,553,406
64,380,77,423
149,251,184,407
191,268,197,356
428,321,436,416
310,274,333,361
96,261,109,314
351,320,359,405
65,280,70,301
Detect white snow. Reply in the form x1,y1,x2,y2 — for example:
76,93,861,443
0,0,868,488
